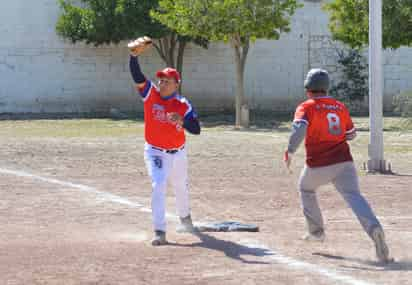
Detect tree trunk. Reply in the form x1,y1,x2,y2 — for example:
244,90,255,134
152,34,187,93
232,35,250,128
153,35,175,67
176,40,187,93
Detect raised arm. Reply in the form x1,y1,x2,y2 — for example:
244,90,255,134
128,36,153,96
129,55,146,90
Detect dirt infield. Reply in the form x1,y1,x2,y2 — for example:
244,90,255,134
1,119,412,285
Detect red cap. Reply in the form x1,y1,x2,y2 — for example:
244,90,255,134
156,67,181,83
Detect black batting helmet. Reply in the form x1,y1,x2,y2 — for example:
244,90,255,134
304,68,330,92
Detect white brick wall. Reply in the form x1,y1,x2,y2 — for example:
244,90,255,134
1,0,412,114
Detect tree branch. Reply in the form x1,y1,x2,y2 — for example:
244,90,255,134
169,33,177,68
153,40,167,64
162,36,171,66
177,40,186,92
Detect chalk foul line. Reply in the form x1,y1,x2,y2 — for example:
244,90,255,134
0,167,375,285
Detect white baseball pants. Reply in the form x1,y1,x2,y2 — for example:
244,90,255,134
144,143,191,232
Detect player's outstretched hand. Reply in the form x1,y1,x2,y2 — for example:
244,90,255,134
283,150,293,174
128,36,153,57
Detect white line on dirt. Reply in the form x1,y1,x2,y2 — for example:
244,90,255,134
242,240,374,285
0,167,162,218
1,167,375,285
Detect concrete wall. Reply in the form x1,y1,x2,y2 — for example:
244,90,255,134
308,35,412,112
1,0,412,115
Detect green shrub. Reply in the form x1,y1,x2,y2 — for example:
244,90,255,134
329,49,368,113
393,91,412,117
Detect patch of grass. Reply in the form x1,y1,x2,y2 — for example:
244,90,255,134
0,119,144,138
0,116,410,140
202,114,412,132
200,110,292,131
352,117,412,132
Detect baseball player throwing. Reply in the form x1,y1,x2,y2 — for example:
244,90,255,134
284,68,393,263
128,37,201,246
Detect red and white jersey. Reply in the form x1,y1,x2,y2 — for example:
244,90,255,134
294,96,355,167
138,80,195,149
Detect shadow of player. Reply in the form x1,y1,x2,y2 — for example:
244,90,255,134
313,252,412,271
169,232,273,264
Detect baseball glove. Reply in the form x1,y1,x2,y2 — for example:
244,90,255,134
128,36,153,56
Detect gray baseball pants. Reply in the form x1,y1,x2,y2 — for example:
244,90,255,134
298,161,381,238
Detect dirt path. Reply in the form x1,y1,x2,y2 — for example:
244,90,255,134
1,120,411,285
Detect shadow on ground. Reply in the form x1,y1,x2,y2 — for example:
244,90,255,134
313,252,412,271
169,232,273,264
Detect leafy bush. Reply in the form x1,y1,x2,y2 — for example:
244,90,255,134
329,49,368,101
393,91,412,117
329,49,368,113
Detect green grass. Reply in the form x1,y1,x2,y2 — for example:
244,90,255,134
352,117,412,131
0,117,410,173
0,116,410,139
0,119,144,138
202,114,412,132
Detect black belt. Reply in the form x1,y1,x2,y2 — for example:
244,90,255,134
151,146,184,154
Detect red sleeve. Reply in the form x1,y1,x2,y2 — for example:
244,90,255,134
136,80,154,101
178,103,188,117
175,97,193,118
293,103,309,125
344,107,355,134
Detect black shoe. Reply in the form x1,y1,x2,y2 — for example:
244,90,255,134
151,230,167,246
